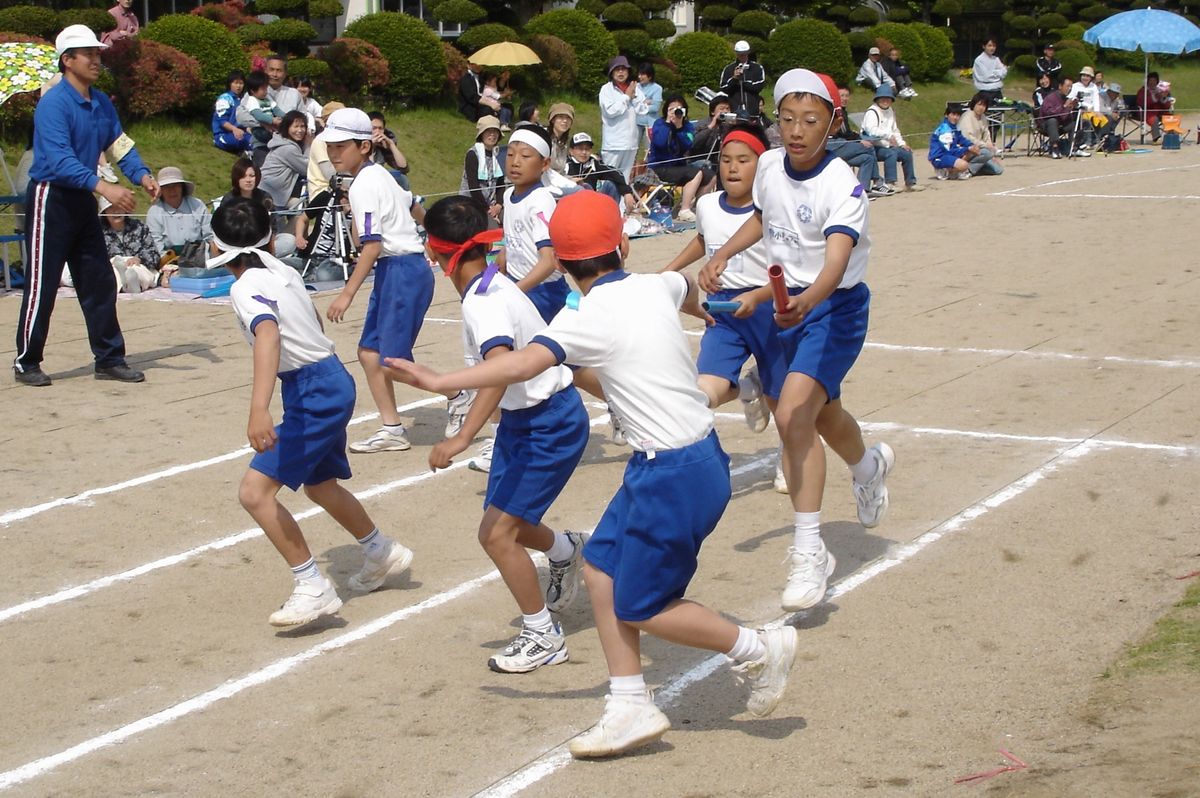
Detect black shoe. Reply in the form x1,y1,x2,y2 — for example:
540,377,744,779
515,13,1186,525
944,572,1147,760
14,367,51,387
95,364,145,383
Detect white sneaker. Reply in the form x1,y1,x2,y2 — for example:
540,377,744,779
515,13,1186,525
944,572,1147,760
97,163,119,184
546,531,589,613
957,171,973,180
569,693,671,758
675,208,696,223
781,543,836,611
268,578,342,627
445,390,475,438
935,168,949,181
350,426,411,453
348,539,414,592
488,623,569,673
468,437,493,473
731,627,799,717
854,442,895,528
773,449,788,494
1076,149,1092,158
739,367,770,433
609,409,628,446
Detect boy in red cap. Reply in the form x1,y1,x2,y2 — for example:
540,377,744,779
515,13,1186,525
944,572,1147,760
705,69,894,613
386,190,798,758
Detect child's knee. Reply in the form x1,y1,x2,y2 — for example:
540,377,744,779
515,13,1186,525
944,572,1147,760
238,473,273,511
477,514,518,551
301,479,336,503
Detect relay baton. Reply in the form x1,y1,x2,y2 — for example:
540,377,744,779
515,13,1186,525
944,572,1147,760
768,264,789,313
702,300,741,314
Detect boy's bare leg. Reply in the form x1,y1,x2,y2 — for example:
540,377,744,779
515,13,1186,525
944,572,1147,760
583,564,642,676
239,469,311,567
698,374,737,408
479,507,554,615
303,479,376,540
775,372,829,512
816,398,867,468
357,347,400,426
628,599,739,652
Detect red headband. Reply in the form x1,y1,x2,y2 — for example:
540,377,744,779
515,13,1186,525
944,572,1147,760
721,130,766,156
426,229,504,275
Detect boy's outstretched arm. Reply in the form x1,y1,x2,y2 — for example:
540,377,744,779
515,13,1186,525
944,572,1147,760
385,343,559,394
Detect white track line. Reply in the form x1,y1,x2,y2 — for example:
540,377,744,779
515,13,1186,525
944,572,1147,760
989,163,1200,198
997,192,1200,200
0,396,444,528
474,440,1100,798
0,452,776,791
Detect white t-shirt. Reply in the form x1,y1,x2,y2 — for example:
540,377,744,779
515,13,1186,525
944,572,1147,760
1068,81,1102,112
348,162,423,257
502,184,562,284
532,271,712,452
461,271,573,411
752,149,871,289
230,264,334,373
598,82,649,152
696,191,768,290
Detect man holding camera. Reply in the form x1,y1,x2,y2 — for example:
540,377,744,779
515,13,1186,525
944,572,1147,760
719,41,765,115
690,94,738,171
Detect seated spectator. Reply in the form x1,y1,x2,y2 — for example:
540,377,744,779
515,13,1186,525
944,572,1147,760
460,115,507,225
98,195,160,292
236,70,281,167
212,70,252,155
1098,82,1125,129
689,93,736,169
294,77,322,134
517,101,539,126
929,103,982,179
367,111,410,190
458,61,485,121
1032,72,1054,110
221,158,275,213
478,72,513,129
564,132,637,212
954,93,1004,175
861,85,924,190
146,166,212,267
882,47,917,99
827,85,888,197
1136,71,1174,143
547,102,575,173
648,94,713,222
856,46,895,91
1037,77,1088,159
259,110,310,220
1068,66,1105,148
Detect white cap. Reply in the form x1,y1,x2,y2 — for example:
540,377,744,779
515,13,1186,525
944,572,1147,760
868,46,881,56
571,131,593,146
734,40,750,53
773,68,839,110
55,24,107,61
318,108,373,143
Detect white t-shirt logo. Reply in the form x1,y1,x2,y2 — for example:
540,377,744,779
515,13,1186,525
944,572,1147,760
796,204,813,224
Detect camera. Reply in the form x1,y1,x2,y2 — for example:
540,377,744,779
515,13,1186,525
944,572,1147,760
719,112,739,123
672,106,685,119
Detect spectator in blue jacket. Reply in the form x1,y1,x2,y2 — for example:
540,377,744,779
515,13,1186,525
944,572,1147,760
647,93,713,222
212,70,252,155
928,102,980,180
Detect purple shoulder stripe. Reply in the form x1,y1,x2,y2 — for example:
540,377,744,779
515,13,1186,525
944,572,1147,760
851,184,864,198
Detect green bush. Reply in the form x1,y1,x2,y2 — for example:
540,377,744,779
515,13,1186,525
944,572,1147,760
612,28,661,60
527,33,579,92
1098,46,1144,71
765,18,854,86
732,10,775,38
847,6,880,26
1055,45,1089,77
455,23,519,53
343,12,447,100
433,0,487,25
824,4,851,23
723,33,766,57
931,0,961,17
886,8,912,22
287,57,329,79
665,31,732,93
237,23,267,44
260,18,318,54
1038,12,1069,32
317,36,389,102
1008,14,1036,32
636,0,672,12
909,23,953,80
1057,23,1089,42
1012,53,1036,73
576,0,607,16
57,8,117,35
866,23,927,81
603,2,645,28
1079,4,1112,22
645,17,677,39
1006,38,1033,55
142,14,249,103
525,8,617,93
846,29,873,56
699,4,737,25
0,6,58,39
255,0,306,13
309,0,344,18
1057,35,1097,60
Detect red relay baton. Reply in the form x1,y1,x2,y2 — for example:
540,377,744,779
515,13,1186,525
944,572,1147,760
768,264,789,313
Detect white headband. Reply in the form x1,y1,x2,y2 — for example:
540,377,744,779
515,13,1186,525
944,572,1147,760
206,230,295,280
509,128,550,159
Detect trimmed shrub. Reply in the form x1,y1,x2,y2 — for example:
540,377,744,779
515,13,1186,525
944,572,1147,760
846,29,874,56
732,10,775,38
886,8,912,22
636,0,673,12
57,8,117,34
1008,14,1036,32
612,29,661,61
699,4,737,25
142,14,249,102
317,36,389,101
287,57,330,79
1012,54,1036,74
930,0,960,17
723,33,767,57
191,0,258,31
237,23,268,45
1057,35,1097,60
527,33,579,92
525,8,617,94
1055,45,1089,77
847,6,880,26
1037,12,1069,32
343,11,447,100
102,37,203,118
866,23,927,81
1005,38,1033,55
0,6,58,39
665,31,732,93
259,18,318,55
764,19,854,87
1079,4,1112,22
442,40,467,92
645,17,677,39
1098,46,1144,71
652,57,680,90
1056,23,1089,42
603,2,646,28
910,22,953,81
309,0,345,18
576,0,607,16
433,0,487,25
824,5,851,23
255,0,307,12
455,23,519,53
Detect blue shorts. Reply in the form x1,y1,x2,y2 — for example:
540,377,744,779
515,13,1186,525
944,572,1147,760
584,431,731,622
697,287,787,399
485,385,589,525
359,253,434,360
929,153,961,169
779,282,870,402
250,356,354,490
526,279,570,324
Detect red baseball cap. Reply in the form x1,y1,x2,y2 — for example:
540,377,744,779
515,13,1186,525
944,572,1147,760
549,191,623,260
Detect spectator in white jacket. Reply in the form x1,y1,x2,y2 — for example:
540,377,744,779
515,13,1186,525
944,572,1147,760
861,85,923,191
856,46,896,91
972,38,1007,104
598,55,649,182
955,93,1004,175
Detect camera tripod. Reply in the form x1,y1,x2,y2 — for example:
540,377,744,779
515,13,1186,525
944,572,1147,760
301,179,357,282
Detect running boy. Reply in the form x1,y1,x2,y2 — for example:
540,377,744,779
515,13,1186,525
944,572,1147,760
499,124,569,323
423,196,590,672
214,198,413,627
386,191,798,758
321,107,438,454
705,69,894,613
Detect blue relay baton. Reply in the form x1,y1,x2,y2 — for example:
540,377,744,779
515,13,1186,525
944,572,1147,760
702,300,741,314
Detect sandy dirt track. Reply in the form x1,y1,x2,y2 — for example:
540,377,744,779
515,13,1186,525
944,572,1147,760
1,150,1198,797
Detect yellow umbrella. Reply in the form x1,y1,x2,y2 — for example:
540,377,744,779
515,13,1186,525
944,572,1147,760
468,41,541,67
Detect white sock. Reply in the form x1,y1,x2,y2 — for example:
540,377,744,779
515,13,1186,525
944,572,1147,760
792,511,823,554
850,450,877,483
546,531,576,563
290,557,323,585
725,626,766,663
610,673,650,703
383,422,405,434
357,527,389,559
489,422,499,438
523,606,555,633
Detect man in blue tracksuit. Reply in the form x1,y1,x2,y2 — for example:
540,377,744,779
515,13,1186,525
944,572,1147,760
14,24,160,387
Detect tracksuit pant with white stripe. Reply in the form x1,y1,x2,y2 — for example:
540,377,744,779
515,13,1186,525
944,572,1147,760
14,182,127,374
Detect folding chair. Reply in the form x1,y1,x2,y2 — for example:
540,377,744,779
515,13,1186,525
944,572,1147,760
1161,114,1189,137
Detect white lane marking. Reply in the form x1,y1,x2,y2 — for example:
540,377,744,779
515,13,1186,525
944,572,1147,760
474,441,1100,797
994,192,1200,200
0,396,445,528
0,451,777,791
988,163,1200,198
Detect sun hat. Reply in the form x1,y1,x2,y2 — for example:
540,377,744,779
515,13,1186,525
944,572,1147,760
868,46,881,56
548,102,575,122
319,101,345,120
1079,65,1095,77
734,40,750,53
1107,82,1122,94
319,108,373,143
549,191,623,261
55,24,107,60
475,115,501,140
571,132,593,146
773,68,839,111
874,84,895,101
606,55,632,75
156,166,194,190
